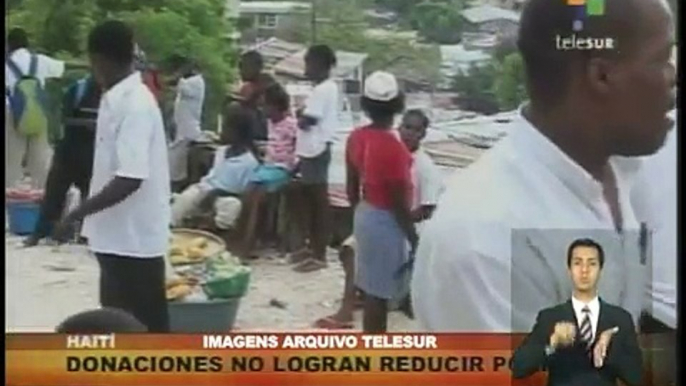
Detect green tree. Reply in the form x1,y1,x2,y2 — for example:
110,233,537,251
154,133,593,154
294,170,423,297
408,1,466,44
493,53,527,111
452,52,527,113
6,0,236,132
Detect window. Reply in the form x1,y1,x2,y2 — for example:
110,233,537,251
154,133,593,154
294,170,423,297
256,14,278,28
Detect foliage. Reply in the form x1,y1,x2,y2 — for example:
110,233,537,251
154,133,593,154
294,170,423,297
493,53,527,111
284,0,441,87
410,1,466,44
452,51,527,113
6,0,237,132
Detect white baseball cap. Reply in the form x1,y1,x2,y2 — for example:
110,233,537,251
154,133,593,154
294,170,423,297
364,71,399,102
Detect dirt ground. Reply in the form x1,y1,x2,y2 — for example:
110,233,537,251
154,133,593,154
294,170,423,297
5,232,418,332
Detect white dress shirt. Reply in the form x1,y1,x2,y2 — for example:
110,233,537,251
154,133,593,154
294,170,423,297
630,121,677,329
412,108,647,332
297,78,340,158
82,72,171,258
572,296,600,339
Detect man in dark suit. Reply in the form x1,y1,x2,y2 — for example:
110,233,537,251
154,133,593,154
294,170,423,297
512,238,643,386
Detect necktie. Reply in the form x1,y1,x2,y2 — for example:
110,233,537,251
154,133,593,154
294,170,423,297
579,306,593,347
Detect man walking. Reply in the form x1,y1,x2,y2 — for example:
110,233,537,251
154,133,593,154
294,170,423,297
55,20,171,332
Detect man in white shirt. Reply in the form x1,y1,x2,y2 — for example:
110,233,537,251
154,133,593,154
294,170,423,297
293,45,340,273
5,28,66,188
313,109,443,329
412,0,676,333
54,21,171,332
631,115,677,386
512,239,642,386
168,56,206,190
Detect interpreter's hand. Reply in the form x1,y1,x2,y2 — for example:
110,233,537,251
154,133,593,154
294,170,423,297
593,326,619,368
549,321,577,349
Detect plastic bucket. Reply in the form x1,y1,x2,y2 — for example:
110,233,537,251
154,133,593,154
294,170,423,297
168,298,241,333
6,201,40,236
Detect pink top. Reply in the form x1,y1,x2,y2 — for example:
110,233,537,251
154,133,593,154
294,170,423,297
265,115,298,170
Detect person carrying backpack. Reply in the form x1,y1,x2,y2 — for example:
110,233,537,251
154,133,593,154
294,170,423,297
5,28,66,189
24,75,101,247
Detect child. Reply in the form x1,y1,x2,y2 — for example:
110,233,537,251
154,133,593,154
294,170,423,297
292,44,340,273
56,308,148,333
314,109,443,329
241,84,298,258
344,71,417,333
171,104,259,229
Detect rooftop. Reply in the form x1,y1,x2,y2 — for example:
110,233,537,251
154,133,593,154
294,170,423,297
239,1,311,15
274,49,368,79
461,5,520,24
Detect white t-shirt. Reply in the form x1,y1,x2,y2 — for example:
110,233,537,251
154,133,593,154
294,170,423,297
5,48,65,105
297,78,339,158
173,74,205,142
411,148,443,210
631,124,677,329
412,108,647,332
82,72,171,258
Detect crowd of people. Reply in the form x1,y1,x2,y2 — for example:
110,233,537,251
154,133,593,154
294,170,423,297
5,0,678,383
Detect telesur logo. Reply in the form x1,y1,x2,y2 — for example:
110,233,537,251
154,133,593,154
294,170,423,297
556,0,615,50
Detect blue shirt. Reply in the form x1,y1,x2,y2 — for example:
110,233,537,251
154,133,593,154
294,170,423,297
200,147,259,194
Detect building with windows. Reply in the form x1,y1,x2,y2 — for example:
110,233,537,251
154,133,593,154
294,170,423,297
238,1,312,42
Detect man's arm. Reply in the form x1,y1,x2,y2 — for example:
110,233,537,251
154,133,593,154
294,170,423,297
65,177,142,222
604,311,644,386
512,311,553,378
411,205,436,222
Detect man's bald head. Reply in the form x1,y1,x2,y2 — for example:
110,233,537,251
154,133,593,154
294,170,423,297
518,0,670,105
519,0,676,158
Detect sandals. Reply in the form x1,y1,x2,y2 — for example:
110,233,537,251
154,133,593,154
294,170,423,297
314,316,354,330
293,258,327,273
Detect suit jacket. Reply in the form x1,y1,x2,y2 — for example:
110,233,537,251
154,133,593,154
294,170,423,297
512,299,643,386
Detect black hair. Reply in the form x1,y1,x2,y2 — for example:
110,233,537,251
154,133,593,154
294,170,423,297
56,308,147,333
518,0,640,106
361,94,405,126
87,20,135,66
305,44,337,69
263,83,290,112
567,238,605,268
7,28,29,51
241,50,264,69
223,102,256,147
403,109,430,129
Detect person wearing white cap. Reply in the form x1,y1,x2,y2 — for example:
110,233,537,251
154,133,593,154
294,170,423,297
345,71,417,333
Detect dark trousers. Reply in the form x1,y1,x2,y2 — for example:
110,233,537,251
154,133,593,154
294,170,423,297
96,254,170,333
33,157,91,239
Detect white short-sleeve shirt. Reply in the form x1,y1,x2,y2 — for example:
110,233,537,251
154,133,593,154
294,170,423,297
173,73,205,142
412,148,443,210
82,72,171,258
5,48,65,90
297,78,340,158
630,121,677,329
412,108,647,332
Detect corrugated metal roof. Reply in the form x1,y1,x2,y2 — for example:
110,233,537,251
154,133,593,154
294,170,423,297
461,5,520,24
273,49,368,79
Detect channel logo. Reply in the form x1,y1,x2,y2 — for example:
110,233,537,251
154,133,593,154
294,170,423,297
567,0,605,31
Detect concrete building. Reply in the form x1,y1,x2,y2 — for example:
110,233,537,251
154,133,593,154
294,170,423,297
239,1,311,42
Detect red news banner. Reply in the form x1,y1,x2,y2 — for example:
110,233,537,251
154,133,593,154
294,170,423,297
6,333,544,386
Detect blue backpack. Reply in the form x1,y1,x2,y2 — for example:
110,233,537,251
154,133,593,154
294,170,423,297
6,54,50,138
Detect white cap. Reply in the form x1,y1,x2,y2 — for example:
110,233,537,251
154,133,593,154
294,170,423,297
364,71,399,102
